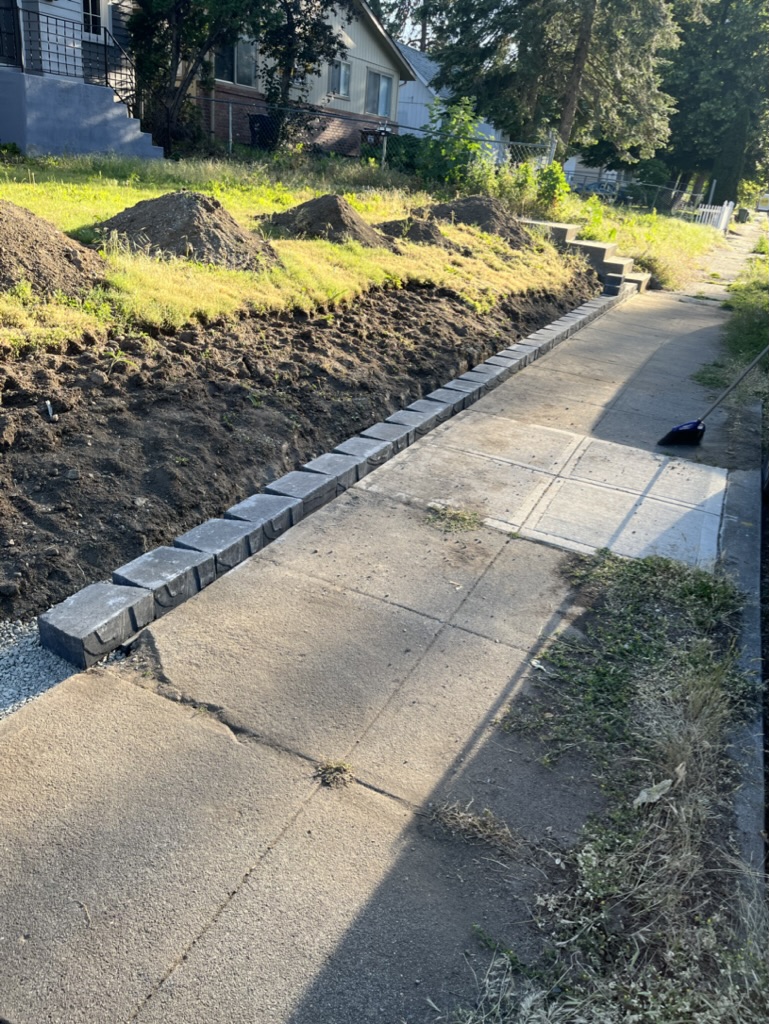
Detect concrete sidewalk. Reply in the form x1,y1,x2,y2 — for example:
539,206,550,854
0,228,763,1024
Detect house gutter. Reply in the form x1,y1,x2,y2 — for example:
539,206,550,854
15,0,26,72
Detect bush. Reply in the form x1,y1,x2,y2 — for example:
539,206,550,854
535,161,570,210
419,97,495,191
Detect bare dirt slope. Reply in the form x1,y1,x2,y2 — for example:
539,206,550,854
0,272,597,618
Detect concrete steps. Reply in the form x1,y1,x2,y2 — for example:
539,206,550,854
519,218,647,293
0,67,162,159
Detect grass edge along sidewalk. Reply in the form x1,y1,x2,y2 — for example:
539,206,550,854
449,551,768,1024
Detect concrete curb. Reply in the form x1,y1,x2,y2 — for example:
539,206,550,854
37,284,639,668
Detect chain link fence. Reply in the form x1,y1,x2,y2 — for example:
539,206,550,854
188,93,556,170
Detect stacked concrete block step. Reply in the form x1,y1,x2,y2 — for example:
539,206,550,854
37,290,635,668
519,218,652,293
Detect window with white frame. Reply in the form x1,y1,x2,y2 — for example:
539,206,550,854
328,59,351,98
83,0,104,38
364,70,392,117
215,39,258,88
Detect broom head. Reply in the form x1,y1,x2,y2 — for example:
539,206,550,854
657,419,706,446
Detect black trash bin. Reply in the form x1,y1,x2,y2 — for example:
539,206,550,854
736,207,750,223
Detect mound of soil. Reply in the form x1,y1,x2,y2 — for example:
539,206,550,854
95,191,277,270
377,218,453,248
0,200,107,297
428,196,531,249
264,194,390,248
0,269,599,621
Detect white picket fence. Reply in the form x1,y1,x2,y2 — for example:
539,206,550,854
695,201,735,233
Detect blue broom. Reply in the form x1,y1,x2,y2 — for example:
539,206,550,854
658,344,769,446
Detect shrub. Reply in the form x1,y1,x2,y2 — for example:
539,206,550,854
535,161,570,210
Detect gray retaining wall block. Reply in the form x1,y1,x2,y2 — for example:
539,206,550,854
38,582,155,669
497,344,538,366
361,421,417,452
386,407,444,436
468,363,507,384
459,370,500,391
425,387,474,412
224,493,303,540
333,435,394,469
113,546,216,617
265,471,337,515
483,356,519,379
404,398,454,423
303,452,366,490
441,379,484,403
174,518,264,576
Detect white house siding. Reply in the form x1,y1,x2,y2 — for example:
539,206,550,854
301,13,400,122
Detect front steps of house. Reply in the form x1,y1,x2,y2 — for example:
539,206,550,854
520,218,652,294
0,67,162,159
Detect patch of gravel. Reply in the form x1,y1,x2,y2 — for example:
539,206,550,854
95,191,277,270
0,199,108,296
0,619,74,721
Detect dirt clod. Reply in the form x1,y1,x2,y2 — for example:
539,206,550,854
0,200,107,296
377,218,453,248
264,194,390,248
95,191,277,270
428,195,532,249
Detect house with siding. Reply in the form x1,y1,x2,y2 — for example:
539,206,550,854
395,41,510,163
0,0,160,156
201,1,415,155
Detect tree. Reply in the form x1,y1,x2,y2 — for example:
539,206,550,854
128,0,356,152
431,0,677,157
662,0,769,201
128,0,270,150
258,0,357,110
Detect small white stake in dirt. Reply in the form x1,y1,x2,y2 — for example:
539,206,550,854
45,400,54,420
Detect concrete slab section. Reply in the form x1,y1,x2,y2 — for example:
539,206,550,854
0,670,315,1024
428,410,582,473
563,439,727,513
523,478,721,567
448,539,573,648
352,625,531,803
113,546,216,617
262,489,507,621
38,582,154,668
133,784,540,1024
174,517,264,575
224,493,303,539
144,560,444,754
355,443,552,532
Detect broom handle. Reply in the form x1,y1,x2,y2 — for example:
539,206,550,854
700,345,769,422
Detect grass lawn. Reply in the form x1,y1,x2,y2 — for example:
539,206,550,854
0,153,723,352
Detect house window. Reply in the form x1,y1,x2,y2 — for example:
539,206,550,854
215,40,257,88
328,60,350,98
83,0,103,37
365,71,392,117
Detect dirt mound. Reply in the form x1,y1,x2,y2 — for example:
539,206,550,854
264,194,389,248
96,191,277,270
0,200,107,297
428,196,531,249
377,217,453,248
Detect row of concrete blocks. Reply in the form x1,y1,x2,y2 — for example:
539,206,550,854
37,292,629,668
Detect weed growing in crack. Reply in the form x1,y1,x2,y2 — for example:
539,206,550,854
432,802,523,858
427,504,483,533
313,759,354,788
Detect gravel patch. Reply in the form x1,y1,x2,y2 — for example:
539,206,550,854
0,619,75,721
